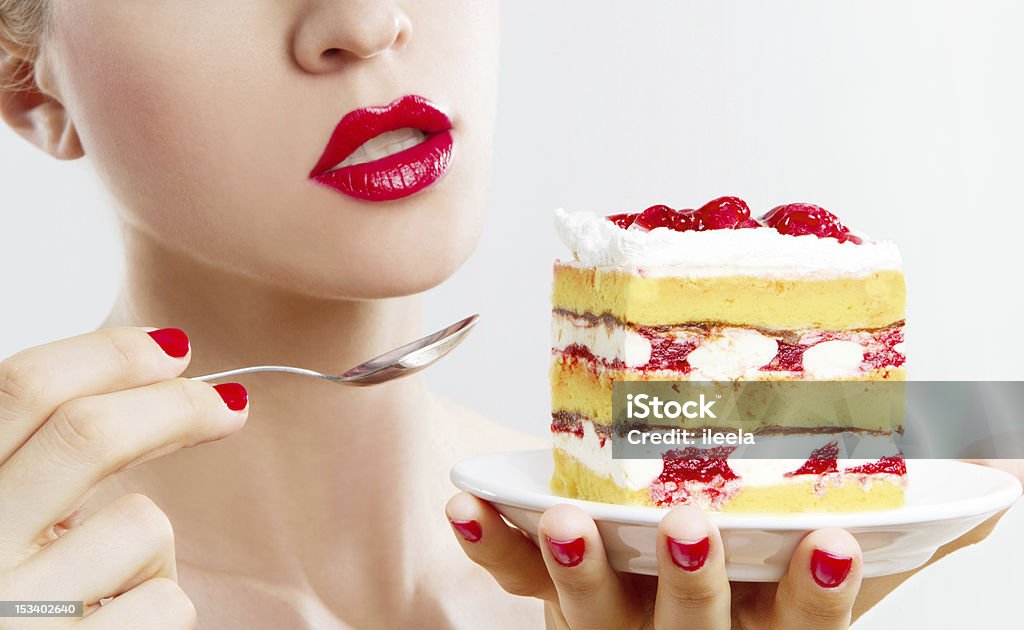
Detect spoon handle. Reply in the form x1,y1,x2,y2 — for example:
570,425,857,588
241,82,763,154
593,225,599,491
189,313,478,386
191,366,342,383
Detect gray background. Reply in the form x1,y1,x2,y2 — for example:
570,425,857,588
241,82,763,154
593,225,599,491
2,1,1022,627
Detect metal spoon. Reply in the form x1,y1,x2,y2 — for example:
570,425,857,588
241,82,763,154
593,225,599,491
192,314,478,386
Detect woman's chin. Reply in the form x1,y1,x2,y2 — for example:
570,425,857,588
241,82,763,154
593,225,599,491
322,268,462,301
257,248,477,302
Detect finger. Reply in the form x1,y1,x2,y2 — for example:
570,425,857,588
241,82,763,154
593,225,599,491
78,578,196,629
537,504,633,628
772,528,862,630
15,494,177,605
0,378,247,547
445,492,557,602
0,327,191,463
654,506,730,630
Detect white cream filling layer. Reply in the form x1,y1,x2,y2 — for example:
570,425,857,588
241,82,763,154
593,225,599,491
554,208,901,278
552,318,873,378
551,312,653,367
552,422,663,491
802,340,866,379
687,329,780,379
553,421,904,491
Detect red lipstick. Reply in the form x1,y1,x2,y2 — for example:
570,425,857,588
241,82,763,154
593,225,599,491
309,94,453,202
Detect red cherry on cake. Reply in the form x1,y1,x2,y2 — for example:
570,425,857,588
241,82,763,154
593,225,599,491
640,206,705,232
631,204,677,231
670,209,703,232
697,196,751,230
761,203,860,243
607,212,638,228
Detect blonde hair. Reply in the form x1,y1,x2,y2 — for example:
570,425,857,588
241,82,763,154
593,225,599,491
0,0,47,89
0,0,45,49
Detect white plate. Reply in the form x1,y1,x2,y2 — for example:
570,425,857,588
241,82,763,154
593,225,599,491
451,450,1022,581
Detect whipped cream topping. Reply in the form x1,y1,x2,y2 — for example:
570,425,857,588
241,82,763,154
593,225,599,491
554,208,902,278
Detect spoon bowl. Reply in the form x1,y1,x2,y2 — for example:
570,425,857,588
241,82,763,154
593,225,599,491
192,314,479,386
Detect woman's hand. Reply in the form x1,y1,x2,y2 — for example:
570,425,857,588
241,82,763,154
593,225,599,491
447,493,862,629
0,328,248,628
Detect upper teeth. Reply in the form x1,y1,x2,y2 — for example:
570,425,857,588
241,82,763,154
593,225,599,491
329,128,428,170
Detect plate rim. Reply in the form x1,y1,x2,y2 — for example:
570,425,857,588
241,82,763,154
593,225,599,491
451,449,1023,530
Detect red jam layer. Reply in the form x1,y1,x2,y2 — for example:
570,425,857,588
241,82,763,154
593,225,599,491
555,322,904,375
845,456,907,476
649,447,739,507
552,423,907,508
785,440,907,477
760,325,905,373
785,441,841,476
659,447,739,483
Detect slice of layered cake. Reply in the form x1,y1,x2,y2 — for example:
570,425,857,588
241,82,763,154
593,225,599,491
550,197,907,512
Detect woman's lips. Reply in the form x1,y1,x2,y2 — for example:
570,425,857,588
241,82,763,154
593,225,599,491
309,95,454,202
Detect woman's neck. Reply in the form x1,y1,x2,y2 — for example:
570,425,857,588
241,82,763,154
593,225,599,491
102,227,466,598
109,227,426,387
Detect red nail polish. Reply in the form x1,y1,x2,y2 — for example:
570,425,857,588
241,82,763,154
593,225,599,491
213,383,248,411
147,328,189,358
667,536,710,572
449,519,482,543
811,549,853,588
545,535,585,568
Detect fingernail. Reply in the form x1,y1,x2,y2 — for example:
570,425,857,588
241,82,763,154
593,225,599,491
213,383,248,411
147,328,189,358
811,549,853,589
545,535,585,568
667,536,710,572
449,519,482,543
